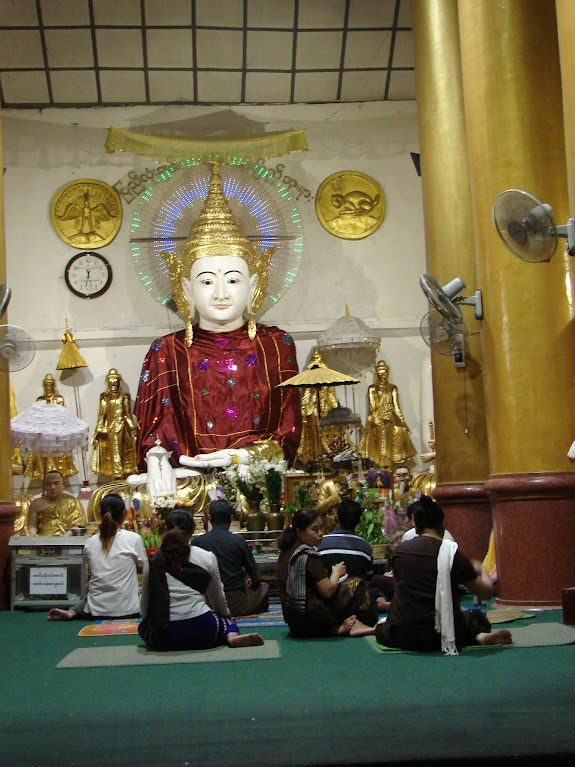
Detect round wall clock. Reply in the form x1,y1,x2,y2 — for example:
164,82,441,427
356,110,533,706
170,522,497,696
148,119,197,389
64,252,113,299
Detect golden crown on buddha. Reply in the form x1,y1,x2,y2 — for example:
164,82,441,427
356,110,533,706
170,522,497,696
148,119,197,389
164,164,275,345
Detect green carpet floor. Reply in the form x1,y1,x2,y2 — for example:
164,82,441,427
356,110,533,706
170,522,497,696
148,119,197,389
1,605,574,767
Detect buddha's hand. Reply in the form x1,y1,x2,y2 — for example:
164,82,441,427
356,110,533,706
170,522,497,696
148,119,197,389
568,440,575,461
179,448,250,469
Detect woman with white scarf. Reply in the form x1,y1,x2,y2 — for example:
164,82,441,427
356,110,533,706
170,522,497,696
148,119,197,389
375,495,512,654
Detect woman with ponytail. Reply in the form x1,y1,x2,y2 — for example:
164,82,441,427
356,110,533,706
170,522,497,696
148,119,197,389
275,508,377,638
139,508,264,651
375,494,512,653
47,493,148,621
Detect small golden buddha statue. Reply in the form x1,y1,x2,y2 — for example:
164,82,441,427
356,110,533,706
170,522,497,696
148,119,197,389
37,373,64,406
359,360,416,468
24,373,78,479
91,369,138,479
10,382,23,475
296,348,353,465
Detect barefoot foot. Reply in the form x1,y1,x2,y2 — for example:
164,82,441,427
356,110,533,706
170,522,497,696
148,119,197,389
476,628,512,646
227,632,265,648
47,608,77,621
349,619,376,637
333,615,357,636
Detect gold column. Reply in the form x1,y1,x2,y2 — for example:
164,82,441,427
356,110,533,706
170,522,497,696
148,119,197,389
459,0,575,606
556,0,575,212
412,0,491,559
0,111,18,608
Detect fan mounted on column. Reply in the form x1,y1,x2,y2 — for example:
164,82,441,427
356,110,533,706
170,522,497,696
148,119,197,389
419,274,482,369
493,188,575,263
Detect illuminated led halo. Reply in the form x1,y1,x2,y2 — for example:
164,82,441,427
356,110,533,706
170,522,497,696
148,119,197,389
130,162,304,317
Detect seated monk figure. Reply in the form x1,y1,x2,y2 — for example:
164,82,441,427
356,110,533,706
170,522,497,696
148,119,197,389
134,164,302,472
27,470,86,536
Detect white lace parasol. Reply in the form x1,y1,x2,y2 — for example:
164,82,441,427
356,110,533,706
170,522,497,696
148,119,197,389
11,401,90,455
317,309,380,351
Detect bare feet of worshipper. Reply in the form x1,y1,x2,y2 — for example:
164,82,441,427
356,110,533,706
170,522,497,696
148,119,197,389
475,628,513,646
227,632,265,648
349,619,376,638
47,608,78,621
333,615,357,636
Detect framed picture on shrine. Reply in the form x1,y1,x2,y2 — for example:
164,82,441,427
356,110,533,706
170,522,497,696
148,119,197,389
283,473,323,506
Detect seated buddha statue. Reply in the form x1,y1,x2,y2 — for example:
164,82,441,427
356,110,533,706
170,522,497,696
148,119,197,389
359,360,416,469
134,164,302,472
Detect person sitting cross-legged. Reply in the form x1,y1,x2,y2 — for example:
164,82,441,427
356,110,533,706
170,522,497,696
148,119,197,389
193,499,269,617
375,495,512,654
276,507,378,639
138,508,263,651
47,493,147,621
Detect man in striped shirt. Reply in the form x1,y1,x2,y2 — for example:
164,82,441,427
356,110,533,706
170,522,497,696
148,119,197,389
318,499,373,580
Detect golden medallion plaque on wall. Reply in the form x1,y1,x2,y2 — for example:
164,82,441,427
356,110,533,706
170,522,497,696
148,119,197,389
50,178,123,249
315,171,385,240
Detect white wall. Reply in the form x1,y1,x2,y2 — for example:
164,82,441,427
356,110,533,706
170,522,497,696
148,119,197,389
2,101,432,489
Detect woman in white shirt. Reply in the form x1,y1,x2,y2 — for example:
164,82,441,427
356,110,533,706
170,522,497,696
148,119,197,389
139,508,264,651
47,493,148,620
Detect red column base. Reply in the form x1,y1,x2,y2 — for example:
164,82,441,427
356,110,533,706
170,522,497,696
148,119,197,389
484,472,575,608
0,503,19,609
431,482,492,562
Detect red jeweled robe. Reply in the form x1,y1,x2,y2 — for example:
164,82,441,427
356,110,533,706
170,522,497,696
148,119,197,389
134,323,302,469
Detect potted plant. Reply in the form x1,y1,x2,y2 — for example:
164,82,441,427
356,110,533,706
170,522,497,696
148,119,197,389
356,505,389,560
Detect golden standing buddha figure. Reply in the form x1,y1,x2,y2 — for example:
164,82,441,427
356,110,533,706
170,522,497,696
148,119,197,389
24,374,78,479
91,368,138,479
359,360,416,468
296,348,352,464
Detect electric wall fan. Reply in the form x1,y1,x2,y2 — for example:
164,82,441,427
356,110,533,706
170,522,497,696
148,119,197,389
0,284,36,372
419,274,482,369
0,325,36,372
419,273,483,321
420,309,468,369
493,188,575,263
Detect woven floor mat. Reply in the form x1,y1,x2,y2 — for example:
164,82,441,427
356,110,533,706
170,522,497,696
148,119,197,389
57,640,280,668
365,622,575,653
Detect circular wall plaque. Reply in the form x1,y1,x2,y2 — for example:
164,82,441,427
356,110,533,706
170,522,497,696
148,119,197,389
315,170,386,240
64,252,113,299
51,178,123,249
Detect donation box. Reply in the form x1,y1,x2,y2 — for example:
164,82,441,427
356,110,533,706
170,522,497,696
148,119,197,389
9,536,87,611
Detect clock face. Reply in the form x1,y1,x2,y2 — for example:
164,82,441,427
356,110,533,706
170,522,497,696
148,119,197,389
64,252,113,299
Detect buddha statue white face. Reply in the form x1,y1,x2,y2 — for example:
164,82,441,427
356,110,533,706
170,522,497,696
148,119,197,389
182,255,257,332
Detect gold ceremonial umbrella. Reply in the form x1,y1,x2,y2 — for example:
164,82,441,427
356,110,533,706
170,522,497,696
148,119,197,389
277,359,360,390
278,355,360,464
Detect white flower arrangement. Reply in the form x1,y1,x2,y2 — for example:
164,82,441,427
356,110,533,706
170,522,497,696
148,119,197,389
151,493,177,511
223,456,287,505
